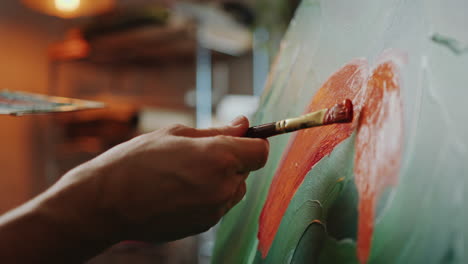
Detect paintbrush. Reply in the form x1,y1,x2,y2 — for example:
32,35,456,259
245,99,353,138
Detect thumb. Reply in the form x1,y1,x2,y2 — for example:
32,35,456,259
190,116,250,138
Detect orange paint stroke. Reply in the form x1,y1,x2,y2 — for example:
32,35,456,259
354,60,403,263
257,59,369,258
311,219,324,225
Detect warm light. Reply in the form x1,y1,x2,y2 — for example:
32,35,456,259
55,0,80,12
22,0,114,18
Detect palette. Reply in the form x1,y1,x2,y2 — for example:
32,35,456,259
0,90,104,115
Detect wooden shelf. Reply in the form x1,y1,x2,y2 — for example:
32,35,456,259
50,22,236,67
51,25,187,63
48,1,255,66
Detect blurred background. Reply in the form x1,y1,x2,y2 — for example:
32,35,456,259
0,0,299,263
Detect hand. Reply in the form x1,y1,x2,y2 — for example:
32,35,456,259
0,116,269,263
50,116,269,243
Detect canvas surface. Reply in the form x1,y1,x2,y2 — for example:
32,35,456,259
213,0,467,263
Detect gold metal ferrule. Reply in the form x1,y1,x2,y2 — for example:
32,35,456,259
275,109,328,134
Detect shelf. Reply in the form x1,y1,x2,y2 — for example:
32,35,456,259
48,2,253,67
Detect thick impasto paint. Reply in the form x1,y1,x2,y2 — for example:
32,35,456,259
258,53,405,263
213,0,467,263
354,56,404,263
258,59,367,257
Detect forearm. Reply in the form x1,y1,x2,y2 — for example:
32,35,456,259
0,118,269,263
0,166,118,263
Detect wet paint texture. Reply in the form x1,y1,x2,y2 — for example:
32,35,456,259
258,133,358,263
258,59,368,257
213,1,468,263
354,61,403,263
258,57,404,261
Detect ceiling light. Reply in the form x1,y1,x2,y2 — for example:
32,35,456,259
22,0,114,18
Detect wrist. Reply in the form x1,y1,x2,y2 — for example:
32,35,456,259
49,162,122,244
34,163,122,261
0,174,118,263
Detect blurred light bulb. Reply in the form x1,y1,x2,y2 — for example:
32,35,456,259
55,0,80,12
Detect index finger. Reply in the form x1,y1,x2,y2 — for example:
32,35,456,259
214,136,270,173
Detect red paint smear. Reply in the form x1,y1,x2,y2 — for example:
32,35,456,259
257,59,368,258
354,61,403,263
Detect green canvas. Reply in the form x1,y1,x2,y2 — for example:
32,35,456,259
213,0,467,263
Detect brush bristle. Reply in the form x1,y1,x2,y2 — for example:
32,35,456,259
323,99,354,125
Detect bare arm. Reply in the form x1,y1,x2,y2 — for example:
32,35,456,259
0,116,269,263
0,170,116,263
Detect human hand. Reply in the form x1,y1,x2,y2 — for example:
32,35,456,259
50,116,269,244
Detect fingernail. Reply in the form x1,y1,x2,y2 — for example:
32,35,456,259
230,116,245,127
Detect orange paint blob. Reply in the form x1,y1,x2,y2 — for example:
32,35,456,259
354,61,403,263
257,59,368,258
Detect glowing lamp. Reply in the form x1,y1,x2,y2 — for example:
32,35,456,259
22,0,115,18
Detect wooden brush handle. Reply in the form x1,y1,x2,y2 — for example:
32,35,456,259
245,122,278,138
